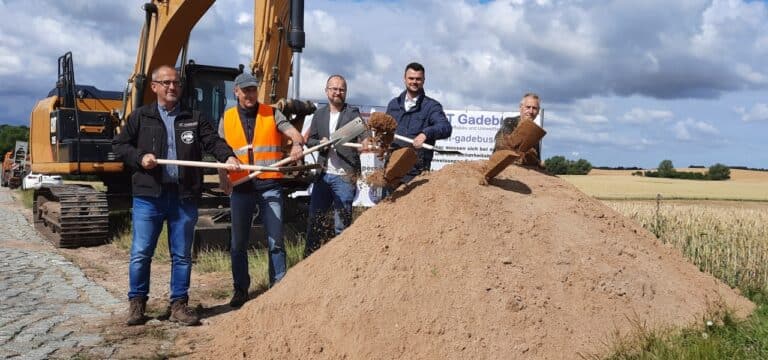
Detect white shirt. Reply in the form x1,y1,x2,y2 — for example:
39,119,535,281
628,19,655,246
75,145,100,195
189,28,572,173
325,111,347,176
404,94,419,112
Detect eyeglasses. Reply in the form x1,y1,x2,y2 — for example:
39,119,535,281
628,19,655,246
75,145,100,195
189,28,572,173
326,87,346,93
153,80,181,88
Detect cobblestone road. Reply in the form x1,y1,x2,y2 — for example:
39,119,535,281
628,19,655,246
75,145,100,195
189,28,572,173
0,188,121,359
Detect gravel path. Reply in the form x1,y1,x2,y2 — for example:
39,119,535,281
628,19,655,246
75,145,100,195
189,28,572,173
0,188,121,359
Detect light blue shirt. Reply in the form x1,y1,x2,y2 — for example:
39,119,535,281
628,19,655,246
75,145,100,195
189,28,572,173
158,103,179,184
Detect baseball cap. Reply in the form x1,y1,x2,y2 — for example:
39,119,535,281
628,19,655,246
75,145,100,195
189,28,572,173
234,73,260,88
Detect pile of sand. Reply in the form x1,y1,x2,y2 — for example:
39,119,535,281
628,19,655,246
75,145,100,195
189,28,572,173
189,161,754,359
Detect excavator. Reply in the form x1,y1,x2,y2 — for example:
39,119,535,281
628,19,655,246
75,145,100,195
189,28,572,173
28,0,313,248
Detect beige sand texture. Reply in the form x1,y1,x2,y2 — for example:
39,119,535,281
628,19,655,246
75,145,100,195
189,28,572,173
190,161,754,359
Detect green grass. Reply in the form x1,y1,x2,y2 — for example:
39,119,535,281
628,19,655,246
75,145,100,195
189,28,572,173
19,188,34,208
601,292,768,359
193,240,305,291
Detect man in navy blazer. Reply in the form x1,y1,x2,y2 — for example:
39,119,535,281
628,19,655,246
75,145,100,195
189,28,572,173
304,75,363,256
385,62,452,184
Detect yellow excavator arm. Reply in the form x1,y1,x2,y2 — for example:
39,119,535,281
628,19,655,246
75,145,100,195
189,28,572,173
125,0,302,117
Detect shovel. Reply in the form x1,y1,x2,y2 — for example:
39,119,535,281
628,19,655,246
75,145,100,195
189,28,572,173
393,134,463,155
155,159,321,173
481,120,546,184
232,117,367,185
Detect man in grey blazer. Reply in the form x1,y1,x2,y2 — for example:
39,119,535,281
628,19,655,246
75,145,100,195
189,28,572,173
304,75,363,256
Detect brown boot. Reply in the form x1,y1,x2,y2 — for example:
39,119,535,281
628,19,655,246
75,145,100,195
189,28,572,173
126,297,147,326
169,299,200,326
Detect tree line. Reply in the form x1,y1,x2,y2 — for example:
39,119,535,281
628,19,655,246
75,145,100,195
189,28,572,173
543,156,592,175
641,160,730,180
0,125,29,155
542,156,730,181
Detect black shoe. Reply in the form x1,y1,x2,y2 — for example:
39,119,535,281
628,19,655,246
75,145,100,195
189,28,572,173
229,288,249,308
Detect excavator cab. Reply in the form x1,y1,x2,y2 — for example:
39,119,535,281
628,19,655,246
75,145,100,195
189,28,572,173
179,62,241,129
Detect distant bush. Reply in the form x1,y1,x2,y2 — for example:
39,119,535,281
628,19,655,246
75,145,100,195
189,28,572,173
544,156,592,175
657,159,675,178
707,163,731,180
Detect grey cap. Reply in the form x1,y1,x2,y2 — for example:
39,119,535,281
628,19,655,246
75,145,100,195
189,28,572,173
234,72,260,88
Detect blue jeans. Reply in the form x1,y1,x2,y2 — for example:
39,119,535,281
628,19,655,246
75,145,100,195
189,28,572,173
230,186,285,289
128,192,198,302
305,173,356,256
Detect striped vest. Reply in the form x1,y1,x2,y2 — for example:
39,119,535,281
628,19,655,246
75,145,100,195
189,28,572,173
221,104,283,182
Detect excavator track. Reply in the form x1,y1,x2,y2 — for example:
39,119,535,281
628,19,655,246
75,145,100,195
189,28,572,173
33,185,109,248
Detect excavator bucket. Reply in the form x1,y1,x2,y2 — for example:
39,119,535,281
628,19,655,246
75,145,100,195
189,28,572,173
384,147,418,187
482,120,546,183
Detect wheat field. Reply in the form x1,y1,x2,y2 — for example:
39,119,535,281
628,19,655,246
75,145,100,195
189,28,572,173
605,200,768,293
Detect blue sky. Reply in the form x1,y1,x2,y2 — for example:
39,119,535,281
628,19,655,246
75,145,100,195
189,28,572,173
1,0,767,168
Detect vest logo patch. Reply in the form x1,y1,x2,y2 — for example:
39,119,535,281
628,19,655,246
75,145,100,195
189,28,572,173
181,131,195,144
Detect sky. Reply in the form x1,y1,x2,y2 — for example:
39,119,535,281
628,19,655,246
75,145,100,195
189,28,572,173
0,0,767,168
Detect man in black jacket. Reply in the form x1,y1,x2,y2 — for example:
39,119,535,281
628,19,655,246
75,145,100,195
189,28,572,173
113,65,239,326
304,74,364,256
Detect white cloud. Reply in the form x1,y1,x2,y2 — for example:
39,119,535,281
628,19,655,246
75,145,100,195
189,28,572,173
549,126,651,151
673,118,719,141
542,111,574,125
571,98,608,124
735,63,767,84
621,107,674,124
738,103,768,122
236,12,251,25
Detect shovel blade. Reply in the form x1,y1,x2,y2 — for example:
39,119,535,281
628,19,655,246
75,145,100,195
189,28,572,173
329,117,366,148
482,149,521,182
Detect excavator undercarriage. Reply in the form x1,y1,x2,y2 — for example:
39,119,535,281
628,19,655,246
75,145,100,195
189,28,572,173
33,185,110,248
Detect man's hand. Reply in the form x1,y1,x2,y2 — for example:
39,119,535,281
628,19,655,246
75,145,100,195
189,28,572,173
289,143,304,162
412,133,427,148
224,156,241,171
141,153,157,169
360,137,374,152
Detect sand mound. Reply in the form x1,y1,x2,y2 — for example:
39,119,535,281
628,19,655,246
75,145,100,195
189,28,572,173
192,161,754,359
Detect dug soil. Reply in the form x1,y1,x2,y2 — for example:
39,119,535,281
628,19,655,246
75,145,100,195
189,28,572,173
182,161,754,359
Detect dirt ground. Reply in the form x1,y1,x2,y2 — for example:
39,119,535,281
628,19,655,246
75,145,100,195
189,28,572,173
55,245,237,358
177,161,754,359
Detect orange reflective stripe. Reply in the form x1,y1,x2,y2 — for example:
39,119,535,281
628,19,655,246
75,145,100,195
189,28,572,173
221,104,284,182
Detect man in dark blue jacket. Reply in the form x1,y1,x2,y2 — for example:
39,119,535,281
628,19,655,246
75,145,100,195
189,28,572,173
385,62,452,184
